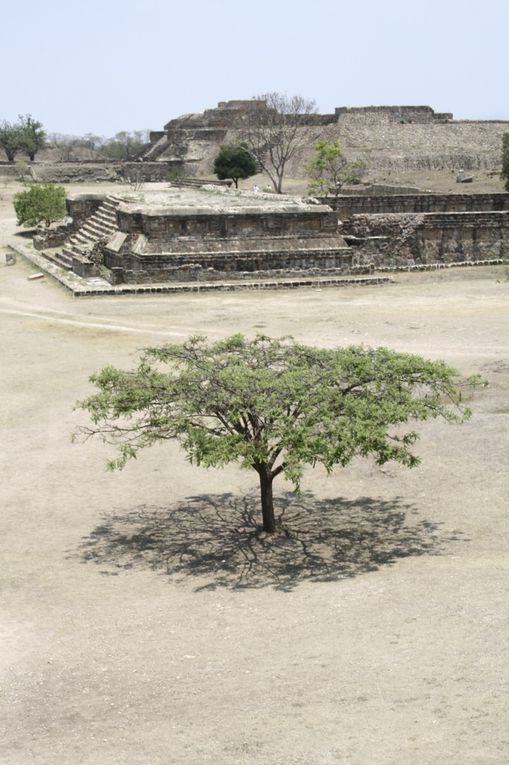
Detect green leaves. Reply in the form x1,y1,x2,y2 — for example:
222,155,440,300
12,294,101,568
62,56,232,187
76,335,475,494
14,184,66,227
213,145,257,187
0,115,45,162
306,140,367,197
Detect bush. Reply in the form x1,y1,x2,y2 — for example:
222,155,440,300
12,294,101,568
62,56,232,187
14,184,66,227
213,145,257,188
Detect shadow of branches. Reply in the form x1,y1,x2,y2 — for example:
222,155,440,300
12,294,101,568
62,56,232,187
74,492,463,591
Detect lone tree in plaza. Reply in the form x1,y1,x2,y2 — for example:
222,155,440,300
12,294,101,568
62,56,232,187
501,133,509,192
213,144,257,188
14,184,66,227
307,140,367,197
241,92,317,193
76,335,475,534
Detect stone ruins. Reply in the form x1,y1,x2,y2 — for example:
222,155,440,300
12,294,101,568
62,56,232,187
35,187,352,285
26,99,509,290
33,183,509,288
141,100,509,178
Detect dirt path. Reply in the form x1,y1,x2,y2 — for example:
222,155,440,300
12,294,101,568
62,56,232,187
1,183,508,764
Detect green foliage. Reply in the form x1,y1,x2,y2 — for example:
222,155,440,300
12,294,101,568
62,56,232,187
213,145,257,188
18,114,46,161
14,184,66,227
76,335,475,531
501,133,509,192
99,130,149,161
0,115,45,162
0,120,24,162
306,140,367,197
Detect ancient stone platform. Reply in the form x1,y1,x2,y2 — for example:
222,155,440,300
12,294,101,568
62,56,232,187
45,186,352,285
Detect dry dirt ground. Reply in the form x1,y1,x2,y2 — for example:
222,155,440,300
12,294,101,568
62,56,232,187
1,182,508,764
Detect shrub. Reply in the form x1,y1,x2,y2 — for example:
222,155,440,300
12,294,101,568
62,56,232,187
14,184,66,227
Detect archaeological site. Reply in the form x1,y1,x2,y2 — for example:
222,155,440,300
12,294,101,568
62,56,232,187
6,99,507,294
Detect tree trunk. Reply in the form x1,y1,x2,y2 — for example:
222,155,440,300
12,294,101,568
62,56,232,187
257,465,276,533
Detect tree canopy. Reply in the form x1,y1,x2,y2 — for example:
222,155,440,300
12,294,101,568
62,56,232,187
0,115,45,162
306,140,367,197
14,184,66,227
99,130,149,161
76,335,474,534
18,115,46,161
241,93,317,193
0,120,24,162
213,144,257,188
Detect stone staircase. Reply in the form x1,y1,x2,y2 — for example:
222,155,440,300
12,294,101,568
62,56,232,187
45,195,123,271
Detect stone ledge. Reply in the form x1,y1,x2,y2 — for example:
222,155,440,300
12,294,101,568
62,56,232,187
12,241,507,298
9,242,393,297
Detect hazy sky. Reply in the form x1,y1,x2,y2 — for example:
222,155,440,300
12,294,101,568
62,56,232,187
1,0,506,136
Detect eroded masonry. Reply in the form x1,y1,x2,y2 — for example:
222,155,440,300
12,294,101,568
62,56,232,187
34,184,509,287
35,187,351,284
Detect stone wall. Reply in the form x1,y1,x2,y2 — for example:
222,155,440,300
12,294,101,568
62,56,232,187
0,160,185,183
144,101,509,178
0,162,19,177
329,192,509,219
97,189,351,284
104,248,353,284
343,211,509,267
335,105,453,123
116,208,339,241
66,194,105,226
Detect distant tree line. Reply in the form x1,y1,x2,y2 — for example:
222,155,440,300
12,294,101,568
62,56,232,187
0,115,150,163
47,130,150,162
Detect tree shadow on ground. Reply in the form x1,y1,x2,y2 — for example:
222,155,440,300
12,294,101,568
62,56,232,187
75,492,465,592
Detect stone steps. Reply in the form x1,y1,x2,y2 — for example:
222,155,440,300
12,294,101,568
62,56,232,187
44,249,74,270
81,220,116,238
54,195,122,271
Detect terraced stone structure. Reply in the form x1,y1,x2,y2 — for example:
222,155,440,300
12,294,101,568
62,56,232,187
42,187,351,284
142,100,509,177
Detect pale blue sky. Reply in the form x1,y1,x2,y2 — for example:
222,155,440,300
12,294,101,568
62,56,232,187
1,0,506,136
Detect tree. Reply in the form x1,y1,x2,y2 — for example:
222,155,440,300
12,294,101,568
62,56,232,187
76,335,474,535
0,120,24,162
99,130,149,161
18,114,46,161
14,184,66,227
306,140,367,197
501,133,509,192
48,132,104,161
213,144,257,188
241,92,317,193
